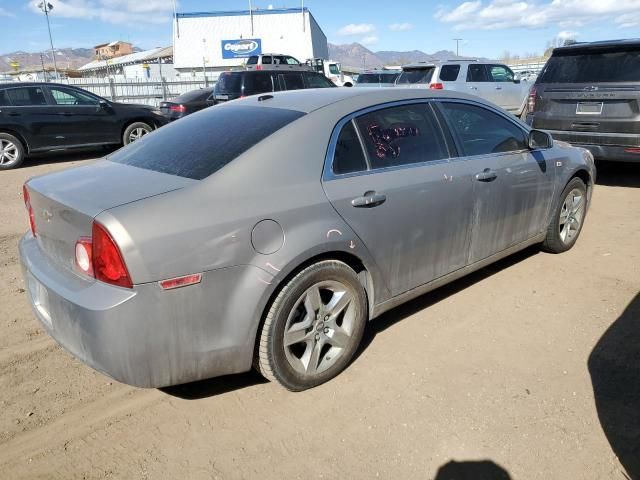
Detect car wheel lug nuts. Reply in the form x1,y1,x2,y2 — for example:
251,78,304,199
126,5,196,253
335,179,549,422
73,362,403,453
324,315,329,321
324,327,329,334
315,333,320,341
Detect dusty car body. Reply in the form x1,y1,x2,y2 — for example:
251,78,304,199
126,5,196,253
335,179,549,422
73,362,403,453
20,88,596,391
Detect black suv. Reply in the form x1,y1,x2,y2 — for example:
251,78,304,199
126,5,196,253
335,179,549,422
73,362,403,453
213,70,335,104
0,83,167,170
528,39,640,162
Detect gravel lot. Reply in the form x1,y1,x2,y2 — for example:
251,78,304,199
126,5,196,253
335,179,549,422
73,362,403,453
1,154,638,479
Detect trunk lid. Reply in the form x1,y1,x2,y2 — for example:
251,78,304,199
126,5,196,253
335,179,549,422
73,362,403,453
25,160,195,273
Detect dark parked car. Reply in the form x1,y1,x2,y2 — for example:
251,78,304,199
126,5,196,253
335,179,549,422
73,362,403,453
213,70,335,104
528,39,640,162
159,87,214,121
20,88,595,391
0,83,167,170
354,71,399,88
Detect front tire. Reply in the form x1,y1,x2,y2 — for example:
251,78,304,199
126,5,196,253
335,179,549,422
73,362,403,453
0,133,25,170
257,260,368,391
123,122,152,145
542,177,587,253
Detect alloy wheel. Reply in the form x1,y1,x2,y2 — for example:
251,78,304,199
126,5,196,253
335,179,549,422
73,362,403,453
0,139,19,166
128,127,149,143
559,188,585,244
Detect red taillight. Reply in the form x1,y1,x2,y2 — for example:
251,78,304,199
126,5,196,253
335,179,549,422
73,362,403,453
92,222,132,288
169,104,187,113
624,148,640,154
528,87,537,112
429,83,444,90
23,184,36,237
159,273,202,290
256,65,262,70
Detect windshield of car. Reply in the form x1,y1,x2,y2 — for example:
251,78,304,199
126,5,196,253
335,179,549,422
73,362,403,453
538,46,640,83
329,64,341,75
215,73,242,94
108,105,305,180
396,67,435,84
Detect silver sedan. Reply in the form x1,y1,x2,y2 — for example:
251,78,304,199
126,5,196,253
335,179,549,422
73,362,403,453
20,88,596,391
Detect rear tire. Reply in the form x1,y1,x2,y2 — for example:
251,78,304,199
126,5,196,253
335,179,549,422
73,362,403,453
0,133,25,170
257,260,368,391
123,122,152,145
542,177,587,253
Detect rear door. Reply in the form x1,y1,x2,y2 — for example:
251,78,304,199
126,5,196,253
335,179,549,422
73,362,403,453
533,45,640,145
437,100,556,263
1,85,58,150
322,101,474,296
465,64,494,101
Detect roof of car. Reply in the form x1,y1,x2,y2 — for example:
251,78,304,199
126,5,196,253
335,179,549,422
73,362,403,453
232,87,492,114
554,38,640,52
0,82,81,89
401,58,480,69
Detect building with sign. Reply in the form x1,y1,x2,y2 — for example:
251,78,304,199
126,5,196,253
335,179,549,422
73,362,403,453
173,7,328,72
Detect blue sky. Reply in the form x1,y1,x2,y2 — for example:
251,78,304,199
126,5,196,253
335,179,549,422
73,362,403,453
1,0,639,58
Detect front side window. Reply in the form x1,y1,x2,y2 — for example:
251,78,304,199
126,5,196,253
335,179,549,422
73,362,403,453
49,87,98,105
440,65,461,81
285,56,300,65
329,64,340,75
354,104,448,169
467,64,488,82
5,87,47,106
440,102,527,156
332,121,367,175
489,65,514,82
281,73,304,90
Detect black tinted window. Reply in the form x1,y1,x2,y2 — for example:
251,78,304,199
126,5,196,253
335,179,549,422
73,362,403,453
333,121,367,175
246,56,258,65
215,73,242,94
5,87,47,106
467,64,488,82
396,68,435,85
355,104,447,169
440,102,527,156
262,56,273,65
304,73,335,88
0,90,9,106
281,73,304,90
439,65,460,81
49,87,99,105
538,47,640,83
244,73,274,95
108,106,304,180
357,74,380,84
174,88,213,103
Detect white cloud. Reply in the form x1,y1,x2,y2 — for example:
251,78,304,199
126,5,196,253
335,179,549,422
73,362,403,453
389,22,414,31
27,0,174,25
436,0,640,30
557,30,578,40
338,23,376,35
361,35,379,45
0,7,15,16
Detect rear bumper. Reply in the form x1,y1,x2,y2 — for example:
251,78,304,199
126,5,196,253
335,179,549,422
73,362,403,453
537,128,640,162
19,234,272,388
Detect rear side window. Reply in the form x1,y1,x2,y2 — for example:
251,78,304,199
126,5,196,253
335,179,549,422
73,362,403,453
396,68,435,85
304,73,335,88
215,73,242,94
244,73,274,95
439,65,460,81
262,56,273,65
354,104,448,169
5,87,47,106
467,64,488,82
357,74,379,84
108,106,305,180
440,102,527,156
538,47,640,83
281,73,304,90
333,122,367,175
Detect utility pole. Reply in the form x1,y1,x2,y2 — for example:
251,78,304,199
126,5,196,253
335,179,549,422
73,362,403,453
249,0,254,36
453,38,463,57
39,53,47,81
38,2,59,80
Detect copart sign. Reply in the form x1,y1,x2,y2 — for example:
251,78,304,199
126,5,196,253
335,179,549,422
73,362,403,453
221,39,262,59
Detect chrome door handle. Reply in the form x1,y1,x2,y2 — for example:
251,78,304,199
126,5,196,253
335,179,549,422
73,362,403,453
351,191,387,208
475,169,498,182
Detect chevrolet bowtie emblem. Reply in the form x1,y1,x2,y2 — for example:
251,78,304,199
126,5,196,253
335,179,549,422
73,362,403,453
41,209,53,222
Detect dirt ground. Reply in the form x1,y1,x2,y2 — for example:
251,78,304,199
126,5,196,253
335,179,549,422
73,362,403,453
1,153,638,480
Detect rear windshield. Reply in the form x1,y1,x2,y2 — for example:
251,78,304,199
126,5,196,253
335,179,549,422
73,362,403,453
357,73,398,84
215,73,242,94
108,105,305,180
538,47,640,83
396,67,435,85
173,88,212,103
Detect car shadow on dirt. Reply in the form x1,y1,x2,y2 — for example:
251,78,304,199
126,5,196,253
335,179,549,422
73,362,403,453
588,292,640,479
434,459,512,479
163,246,541,399
595,161,640,188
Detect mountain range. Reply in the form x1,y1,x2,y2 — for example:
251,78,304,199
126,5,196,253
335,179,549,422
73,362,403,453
1,43,491,73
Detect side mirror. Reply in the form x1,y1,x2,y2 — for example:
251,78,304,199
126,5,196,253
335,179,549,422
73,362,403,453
528,129,553,150
99,100,110,109
513,78,521,84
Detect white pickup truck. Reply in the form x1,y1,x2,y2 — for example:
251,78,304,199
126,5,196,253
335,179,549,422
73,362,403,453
396,60,531,118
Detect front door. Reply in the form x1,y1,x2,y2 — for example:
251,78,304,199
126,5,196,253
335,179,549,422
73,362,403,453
322,102,474,296
486,64,522,113
438,100,556,264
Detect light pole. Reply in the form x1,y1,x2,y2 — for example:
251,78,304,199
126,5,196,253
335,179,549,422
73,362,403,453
453,38,463,57
38,1,59,80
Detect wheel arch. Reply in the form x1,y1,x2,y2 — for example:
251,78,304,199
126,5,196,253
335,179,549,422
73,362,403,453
0,128,30,153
